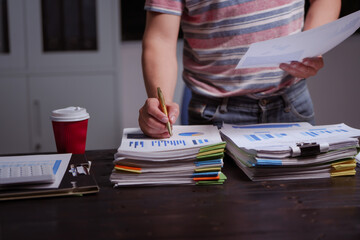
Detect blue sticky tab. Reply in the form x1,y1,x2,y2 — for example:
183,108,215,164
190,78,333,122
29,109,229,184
195,159,222,166
256,158,282,166
192,172,219,177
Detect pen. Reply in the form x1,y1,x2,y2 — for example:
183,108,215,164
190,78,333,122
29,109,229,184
157,87,173,136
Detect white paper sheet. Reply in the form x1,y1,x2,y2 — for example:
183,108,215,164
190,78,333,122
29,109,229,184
118,125,223,153
220,123,360,151
0,154,71,189
236,10,360,68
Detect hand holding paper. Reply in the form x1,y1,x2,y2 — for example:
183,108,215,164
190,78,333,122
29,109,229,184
236,10,360,69
279,56,324,78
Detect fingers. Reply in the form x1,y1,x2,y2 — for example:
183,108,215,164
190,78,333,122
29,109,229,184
303,57,324,70
167,102,179,124
138,98,179,138
279,57,324,79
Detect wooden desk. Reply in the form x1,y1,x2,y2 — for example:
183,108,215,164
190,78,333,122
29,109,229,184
1,149,359,240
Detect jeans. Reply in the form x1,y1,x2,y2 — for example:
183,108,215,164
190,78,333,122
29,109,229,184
188,80,315,126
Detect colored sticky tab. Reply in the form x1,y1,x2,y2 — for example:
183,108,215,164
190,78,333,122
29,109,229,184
114,165,142,174
197,152,224,160
192,171,219,178
256,158,282,166
194,167,222,172
193,175,220,181
331,169,356,177
199,142,226,153
197,148,224,157
196,173,227,185
331,159,356,171
195,159,222,167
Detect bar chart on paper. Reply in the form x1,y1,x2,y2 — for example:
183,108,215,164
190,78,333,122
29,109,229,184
128,139,211,149
221,123,360,148
121,126,221,151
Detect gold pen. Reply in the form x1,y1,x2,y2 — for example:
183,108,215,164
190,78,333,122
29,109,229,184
157,87,173,136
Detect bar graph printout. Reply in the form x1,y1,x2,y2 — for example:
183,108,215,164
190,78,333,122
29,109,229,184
236,10,360,68
221,123,360,151
118,125,223,152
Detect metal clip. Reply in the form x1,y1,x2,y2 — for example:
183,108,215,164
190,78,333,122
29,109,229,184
291,142,329,157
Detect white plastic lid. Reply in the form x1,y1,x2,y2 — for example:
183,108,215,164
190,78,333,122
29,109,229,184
50,106,90,122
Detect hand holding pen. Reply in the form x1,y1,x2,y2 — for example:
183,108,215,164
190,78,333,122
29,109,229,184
157,87,173,136
138,88,179,138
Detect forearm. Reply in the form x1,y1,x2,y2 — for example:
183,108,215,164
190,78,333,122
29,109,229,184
303,0,341,31
142,39,178,103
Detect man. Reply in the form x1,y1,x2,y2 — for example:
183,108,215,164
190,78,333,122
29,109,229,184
138,0,341,138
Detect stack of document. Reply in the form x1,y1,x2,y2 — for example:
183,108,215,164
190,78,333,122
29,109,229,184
110,125,227,186
220,122,360,181
0,154,99,201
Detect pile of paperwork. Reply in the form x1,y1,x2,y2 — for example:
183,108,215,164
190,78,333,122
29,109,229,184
220,122,360,181
110,125,226,186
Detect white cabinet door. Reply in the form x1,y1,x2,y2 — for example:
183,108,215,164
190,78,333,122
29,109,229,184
28,74,119,153
0,77,30,154
0,0,26,72
25,0,114,72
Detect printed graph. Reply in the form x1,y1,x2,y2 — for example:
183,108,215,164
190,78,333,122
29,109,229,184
0,159,62,175
244,133,287,142
300,128,349,137
128,138,210,149
233,123,301,129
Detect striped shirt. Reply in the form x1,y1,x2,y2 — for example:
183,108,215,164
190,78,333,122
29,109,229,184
145,0,305,98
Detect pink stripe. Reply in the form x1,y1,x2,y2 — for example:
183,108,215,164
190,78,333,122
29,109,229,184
186,17,303,49
186,75,297,97
184,60,278,75
183,0,297,23
145,0,182,12
185,75,259,96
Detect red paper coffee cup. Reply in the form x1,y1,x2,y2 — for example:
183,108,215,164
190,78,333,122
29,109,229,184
50,107,90,154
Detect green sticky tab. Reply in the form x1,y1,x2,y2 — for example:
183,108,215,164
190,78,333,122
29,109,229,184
197,152,224,160
219,172,227,180
196,181,224,185
194,167,222,172
195,172,227,185
199,142,226,153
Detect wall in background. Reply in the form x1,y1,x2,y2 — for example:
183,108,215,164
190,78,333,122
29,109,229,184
119,40,185,128
307,34,360,128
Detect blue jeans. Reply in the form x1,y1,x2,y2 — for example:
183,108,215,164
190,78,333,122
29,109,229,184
187,80,315,126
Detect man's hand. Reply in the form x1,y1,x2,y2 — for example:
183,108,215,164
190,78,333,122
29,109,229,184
279,56,324,79
138,98,179,138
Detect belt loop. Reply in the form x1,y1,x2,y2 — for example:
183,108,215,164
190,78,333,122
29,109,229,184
281,93,291,113
219,97,229,113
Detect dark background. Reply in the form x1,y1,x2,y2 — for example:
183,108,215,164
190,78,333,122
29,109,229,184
121,0,360,41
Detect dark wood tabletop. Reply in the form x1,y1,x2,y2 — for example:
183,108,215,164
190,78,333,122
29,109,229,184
1,149,359,240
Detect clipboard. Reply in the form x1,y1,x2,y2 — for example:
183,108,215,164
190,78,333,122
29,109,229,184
0,154,99,201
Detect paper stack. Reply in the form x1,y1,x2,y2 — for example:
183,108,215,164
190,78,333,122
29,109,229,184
110,125,226,186
220,122,360,181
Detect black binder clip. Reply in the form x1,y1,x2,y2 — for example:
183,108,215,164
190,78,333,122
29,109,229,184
296,142,321,157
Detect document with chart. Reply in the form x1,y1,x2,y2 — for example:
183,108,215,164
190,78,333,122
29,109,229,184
220,123,360,181
0,154,71,189
111,125,227,186
236,10,360,68
116,125,225,160
0,154,99,201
